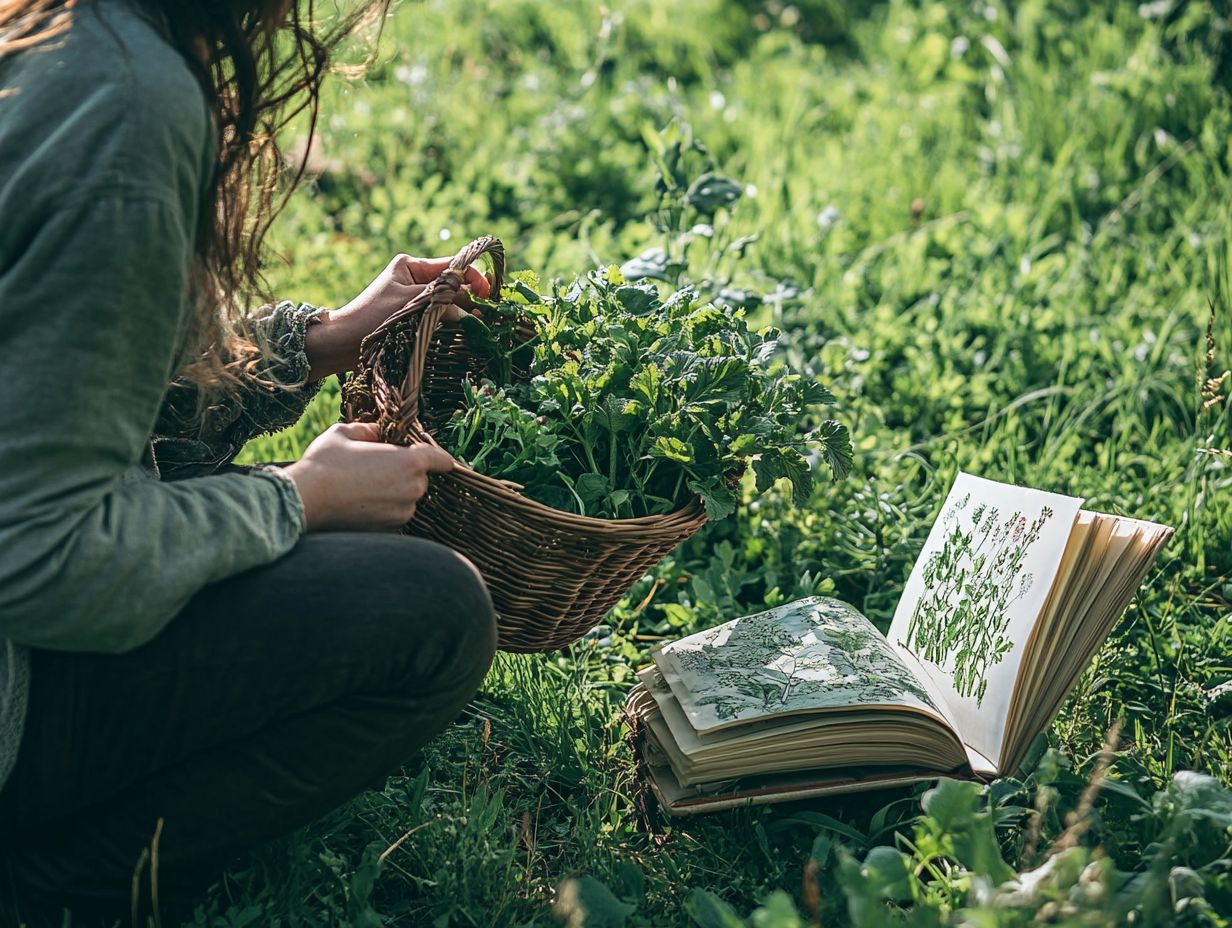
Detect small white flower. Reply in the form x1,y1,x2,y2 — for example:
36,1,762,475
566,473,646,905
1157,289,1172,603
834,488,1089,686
394,64,428,87
817,205,840,229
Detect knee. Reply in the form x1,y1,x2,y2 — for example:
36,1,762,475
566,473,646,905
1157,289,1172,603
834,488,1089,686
442,549,498,668
407,543,498,690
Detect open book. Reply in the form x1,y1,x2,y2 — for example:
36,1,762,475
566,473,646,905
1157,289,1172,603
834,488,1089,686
626,472,1173,815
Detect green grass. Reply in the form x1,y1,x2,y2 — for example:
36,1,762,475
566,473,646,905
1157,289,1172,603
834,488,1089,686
219,0,1232,924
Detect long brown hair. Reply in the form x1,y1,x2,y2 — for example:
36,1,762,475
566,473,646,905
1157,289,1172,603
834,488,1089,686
0,0,389,390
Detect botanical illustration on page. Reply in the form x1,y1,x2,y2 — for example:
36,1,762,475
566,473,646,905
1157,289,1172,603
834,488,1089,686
654,597,941,734
888,472,1082,765
902,492,1052,705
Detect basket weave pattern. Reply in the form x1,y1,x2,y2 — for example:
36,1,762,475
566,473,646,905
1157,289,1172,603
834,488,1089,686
342,237,707,652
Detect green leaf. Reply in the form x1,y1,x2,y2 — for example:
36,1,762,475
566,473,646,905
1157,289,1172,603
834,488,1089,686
680,356,747,403
685,172,743,215
614,284,659,315
749,891,805,928
652,436,693,463
809,832,832,867
729,434,759,455
630,364,661,405
859,846,914,903
576,472,612,503
555,876,636,928
459,313,501,358
688,476,738,521
921,779,1016,882
815,420,853,480
752,448,813,507
620,248,682,282
686,889,746,928
611,861,645,905
594,394,641,434
775,810,868,844
799,378,836,406
346,842,386,928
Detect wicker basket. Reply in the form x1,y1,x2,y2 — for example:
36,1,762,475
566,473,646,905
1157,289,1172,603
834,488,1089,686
342,237,708,652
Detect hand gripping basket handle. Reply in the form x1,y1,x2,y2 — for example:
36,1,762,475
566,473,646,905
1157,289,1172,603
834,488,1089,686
357,236,505,441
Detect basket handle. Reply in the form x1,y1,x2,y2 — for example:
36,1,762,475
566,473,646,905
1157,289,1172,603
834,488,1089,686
357,236,505,441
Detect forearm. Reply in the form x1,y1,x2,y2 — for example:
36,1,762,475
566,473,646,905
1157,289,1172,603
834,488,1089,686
303,306,369,381
0,469,303,653
156,301,329,476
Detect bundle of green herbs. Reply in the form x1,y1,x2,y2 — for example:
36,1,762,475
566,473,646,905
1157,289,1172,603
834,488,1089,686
442,266,852,522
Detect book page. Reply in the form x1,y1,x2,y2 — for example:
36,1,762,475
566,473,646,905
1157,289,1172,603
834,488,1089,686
653,597,948,735
1001,516,1172,772
887,472,1083,770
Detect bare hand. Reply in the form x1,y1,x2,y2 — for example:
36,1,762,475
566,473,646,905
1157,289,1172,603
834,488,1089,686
283,422,456,532
304,253,491,380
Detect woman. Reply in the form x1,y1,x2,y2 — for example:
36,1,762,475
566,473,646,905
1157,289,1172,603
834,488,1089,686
0,0,498,922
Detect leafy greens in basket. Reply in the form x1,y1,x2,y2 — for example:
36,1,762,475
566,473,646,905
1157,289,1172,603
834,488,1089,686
443,267,852,521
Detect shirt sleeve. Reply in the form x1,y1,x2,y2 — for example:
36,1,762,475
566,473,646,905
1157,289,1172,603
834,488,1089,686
152,300,329,479
0,189,306,654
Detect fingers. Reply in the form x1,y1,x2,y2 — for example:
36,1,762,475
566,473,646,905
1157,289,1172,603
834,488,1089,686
462,264,491,299
333,421,382,442
398,255,451,284
394,254,492,299
334,422,454,474
409,443,457,475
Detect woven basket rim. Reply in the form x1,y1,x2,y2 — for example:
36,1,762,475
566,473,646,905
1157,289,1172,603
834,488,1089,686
354,235,709,539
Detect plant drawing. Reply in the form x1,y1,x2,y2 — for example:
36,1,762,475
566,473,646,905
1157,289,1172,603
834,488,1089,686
659,597,938,728
900,493,1053,705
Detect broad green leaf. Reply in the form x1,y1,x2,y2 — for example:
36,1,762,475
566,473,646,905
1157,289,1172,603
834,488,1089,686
921,779,1015,882
630,364,661,405
614,284,659,315
681,356,747,403
729,433,759,455
815,420,853,480
594,394,639,433
459,313,501,358
576,473,612,504
749,891,805,928
651,436,693,463
752,448,813,507
688,476,738,521
685,172,743,215
555,876,636,928
686,889,746,928
620,248,682,282
859,846,914,902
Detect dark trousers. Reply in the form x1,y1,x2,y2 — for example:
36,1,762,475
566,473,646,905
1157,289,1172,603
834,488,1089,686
0,533,497,924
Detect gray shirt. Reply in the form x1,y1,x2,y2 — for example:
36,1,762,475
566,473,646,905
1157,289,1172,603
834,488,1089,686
0,2,328,788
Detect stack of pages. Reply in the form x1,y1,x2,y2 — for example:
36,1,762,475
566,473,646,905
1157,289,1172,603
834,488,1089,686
627,472,1172,814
